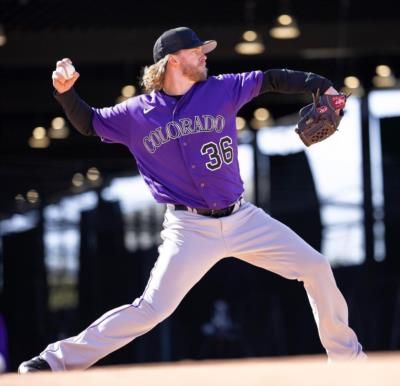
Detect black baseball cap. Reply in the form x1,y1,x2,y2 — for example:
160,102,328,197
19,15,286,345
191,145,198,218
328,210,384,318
153,27,217,63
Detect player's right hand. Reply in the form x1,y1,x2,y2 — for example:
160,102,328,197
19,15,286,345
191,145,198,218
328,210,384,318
52,58,80,94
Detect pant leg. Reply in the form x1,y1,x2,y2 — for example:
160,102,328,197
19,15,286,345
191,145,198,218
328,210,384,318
223,203,365,361
41,209,226,370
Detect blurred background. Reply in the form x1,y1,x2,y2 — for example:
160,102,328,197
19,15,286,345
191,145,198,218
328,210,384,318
1,0,400,373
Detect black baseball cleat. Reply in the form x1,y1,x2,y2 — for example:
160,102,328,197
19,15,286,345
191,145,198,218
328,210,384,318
18,356,51,373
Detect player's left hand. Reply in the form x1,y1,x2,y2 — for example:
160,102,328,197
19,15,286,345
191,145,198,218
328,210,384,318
295,89,349,147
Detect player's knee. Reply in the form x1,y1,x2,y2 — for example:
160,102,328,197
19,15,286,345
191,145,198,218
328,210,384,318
305,253,332,276
134,298,174,326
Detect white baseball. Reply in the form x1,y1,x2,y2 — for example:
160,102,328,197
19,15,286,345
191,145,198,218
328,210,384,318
65,63,76,79
59,63,75,80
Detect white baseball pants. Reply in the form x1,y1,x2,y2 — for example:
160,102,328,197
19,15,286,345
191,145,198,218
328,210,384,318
41,202,365,370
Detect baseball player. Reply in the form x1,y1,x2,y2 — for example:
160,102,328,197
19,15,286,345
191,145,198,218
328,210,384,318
19,26,366,373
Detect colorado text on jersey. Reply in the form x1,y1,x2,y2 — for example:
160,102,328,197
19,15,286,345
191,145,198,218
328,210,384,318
142,114,226,153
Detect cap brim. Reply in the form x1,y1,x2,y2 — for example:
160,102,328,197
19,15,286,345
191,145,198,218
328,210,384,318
201,40,217,55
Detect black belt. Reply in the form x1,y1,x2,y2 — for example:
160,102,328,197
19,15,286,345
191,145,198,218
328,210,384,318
169,198,243,218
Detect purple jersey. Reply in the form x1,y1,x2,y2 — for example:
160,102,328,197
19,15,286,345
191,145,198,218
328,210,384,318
92,71,263,209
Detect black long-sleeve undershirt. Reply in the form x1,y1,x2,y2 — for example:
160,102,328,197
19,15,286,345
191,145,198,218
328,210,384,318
260,69,332,94
54,69,333,137
54,88,95,136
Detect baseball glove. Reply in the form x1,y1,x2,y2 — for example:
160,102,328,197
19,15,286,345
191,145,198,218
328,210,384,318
295,90,349,146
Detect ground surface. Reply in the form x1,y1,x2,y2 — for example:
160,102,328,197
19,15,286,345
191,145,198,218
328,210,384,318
2,352,399,386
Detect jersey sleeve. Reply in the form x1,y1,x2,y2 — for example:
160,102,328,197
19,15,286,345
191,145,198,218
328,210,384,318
218,71,264,111
92,99,135,145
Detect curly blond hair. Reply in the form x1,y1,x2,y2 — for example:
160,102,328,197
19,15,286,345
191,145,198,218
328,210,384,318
140,55,170,93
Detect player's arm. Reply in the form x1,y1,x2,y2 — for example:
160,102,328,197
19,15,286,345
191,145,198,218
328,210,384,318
52,58,96,136
54,89,95,136
52,58,134,145
260,69,335,96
